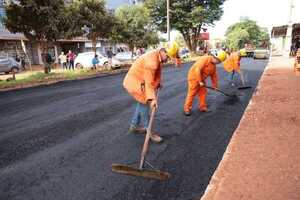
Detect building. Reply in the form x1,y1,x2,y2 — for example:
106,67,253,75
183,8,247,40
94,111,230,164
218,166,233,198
271,23,300,56
0,0,33,62
0,0,134,65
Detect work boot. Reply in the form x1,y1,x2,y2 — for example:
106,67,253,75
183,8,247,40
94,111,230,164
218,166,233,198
150,133,163,143
128,126,146,134
183,110,192,116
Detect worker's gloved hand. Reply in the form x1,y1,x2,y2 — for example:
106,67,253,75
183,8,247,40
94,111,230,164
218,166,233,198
150,99,158,110
199,81,205,87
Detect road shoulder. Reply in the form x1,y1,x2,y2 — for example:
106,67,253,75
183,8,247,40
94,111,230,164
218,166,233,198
200,57,300,200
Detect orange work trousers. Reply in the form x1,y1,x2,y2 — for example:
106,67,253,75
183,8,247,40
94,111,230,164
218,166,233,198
184,79,207,112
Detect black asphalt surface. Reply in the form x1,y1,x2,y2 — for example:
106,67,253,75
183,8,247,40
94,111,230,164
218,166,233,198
0,58,267,200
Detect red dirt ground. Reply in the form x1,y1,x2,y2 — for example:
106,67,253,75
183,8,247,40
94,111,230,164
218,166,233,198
200,57,300,200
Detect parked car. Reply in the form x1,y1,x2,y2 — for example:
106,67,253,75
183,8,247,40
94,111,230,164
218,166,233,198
253,49,270,59
74,52,122,69
0,56,22,74
114,51,138,62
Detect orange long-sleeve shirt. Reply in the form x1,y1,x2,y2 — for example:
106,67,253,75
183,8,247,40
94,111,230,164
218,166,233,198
223,52,241,73
123,50,162,104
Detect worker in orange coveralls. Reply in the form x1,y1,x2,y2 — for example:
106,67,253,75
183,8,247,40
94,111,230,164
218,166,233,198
183,50,227,116
223,49,246,86
123,42,180,143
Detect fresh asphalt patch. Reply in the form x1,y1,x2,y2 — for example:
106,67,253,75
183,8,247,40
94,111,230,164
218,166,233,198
0,58,267,200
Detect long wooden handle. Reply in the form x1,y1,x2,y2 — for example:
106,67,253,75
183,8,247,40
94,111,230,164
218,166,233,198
139,107,156,169
240,71,246,86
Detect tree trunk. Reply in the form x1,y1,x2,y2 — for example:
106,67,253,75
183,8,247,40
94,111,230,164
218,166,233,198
39,41,50,74
182,31,197,55
92,38,97,54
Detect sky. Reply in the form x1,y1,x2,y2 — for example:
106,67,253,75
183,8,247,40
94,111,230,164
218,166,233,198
209,0,300,39
106,0,300,41
160,0,300,41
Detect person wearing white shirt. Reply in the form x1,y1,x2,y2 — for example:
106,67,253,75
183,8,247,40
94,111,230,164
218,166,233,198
58,52,67,70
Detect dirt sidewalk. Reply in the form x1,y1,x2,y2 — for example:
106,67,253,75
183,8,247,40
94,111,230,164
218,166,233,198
200,57,300,200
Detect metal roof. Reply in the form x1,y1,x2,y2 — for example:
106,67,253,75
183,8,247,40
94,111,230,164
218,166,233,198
0,29,27,40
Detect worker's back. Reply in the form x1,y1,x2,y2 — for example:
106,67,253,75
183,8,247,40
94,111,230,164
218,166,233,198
223,52,240,72
188,55,215,80
123,50,161,104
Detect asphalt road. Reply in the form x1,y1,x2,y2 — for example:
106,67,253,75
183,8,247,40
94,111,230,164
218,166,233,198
0,58,267,200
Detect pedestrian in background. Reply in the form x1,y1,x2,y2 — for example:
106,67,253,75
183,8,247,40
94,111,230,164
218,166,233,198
42,50,53,74
106,47,113,70
58,52,67,70
92,54,99,70
67,50,76,70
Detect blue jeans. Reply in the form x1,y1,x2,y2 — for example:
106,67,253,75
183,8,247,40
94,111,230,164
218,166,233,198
227,70,239,84
130,102,150,129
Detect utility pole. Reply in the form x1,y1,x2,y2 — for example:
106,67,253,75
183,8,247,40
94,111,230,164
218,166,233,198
284,0,294,57
167,0,170,41
288,0,294,23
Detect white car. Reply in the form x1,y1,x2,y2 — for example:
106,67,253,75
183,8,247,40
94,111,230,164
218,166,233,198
253,49,270,59
114,51,138,62
74,52,122,69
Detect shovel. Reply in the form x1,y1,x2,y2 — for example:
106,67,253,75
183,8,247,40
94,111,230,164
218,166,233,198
112,94,171,181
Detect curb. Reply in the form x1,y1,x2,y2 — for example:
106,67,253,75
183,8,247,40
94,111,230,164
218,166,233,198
0,69,129,93
0,61,195,93
200,57,273,200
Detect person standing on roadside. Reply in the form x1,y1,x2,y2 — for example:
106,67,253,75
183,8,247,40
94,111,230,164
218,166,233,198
106,47,113,70
67,50,76,70
58,52,67,70
42,50,53,74
92,54,99,70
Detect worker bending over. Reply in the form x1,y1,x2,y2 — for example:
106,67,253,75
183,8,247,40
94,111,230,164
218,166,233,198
183,50,227,116
123,42,180,142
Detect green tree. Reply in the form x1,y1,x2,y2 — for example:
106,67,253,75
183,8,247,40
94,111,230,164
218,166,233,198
145,0,226,53
4,0,68,71
225,18,270,50
67,0,114,53
111,4,159,57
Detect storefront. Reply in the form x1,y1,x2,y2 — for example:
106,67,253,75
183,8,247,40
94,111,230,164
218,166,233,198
271,23,300,56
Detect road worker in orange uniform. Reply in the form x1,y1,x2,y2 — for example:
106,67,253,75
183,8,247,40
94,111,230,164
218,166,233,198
183,50,227,116
223,49,246,86
123,42,180,142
